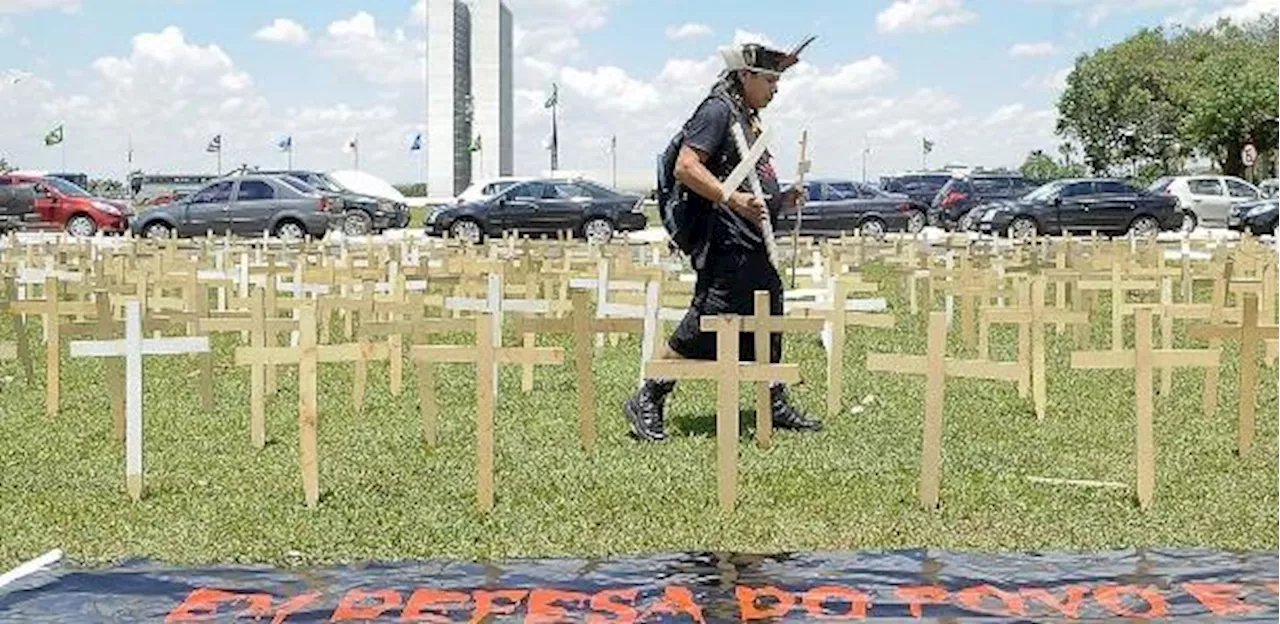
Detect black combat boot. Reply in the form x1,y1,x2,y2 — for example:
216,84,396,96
623,379,675,441
771,383,823,432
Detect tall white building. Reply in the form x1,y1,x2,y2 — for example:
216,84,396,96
427,0,513,199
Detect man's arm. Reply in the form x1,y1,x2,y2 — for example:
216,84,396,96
674,144,764,223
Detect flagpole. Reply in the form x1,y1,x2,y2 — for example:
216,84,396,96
551,101,559,173
610,135,617,188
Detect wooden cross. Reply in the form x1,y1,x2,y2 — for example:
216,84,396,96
1117,275,1217,396
0,276,35,387
68,300,210,501
1077,260,1159,351
410,313,563,513
790,278,894,417
645,315,801,513
233,301,389,506
1187,294,1279,458
513,291,641,452
739,291,824,449
866,312,1022,510
980,277,1090,419
8,277,96,416
1072,306,1221,509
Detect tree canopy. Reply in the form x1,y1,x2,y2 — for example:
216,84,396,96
1056,15,1279,179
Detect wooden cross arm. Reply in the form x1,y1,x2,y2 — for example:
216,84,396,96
846,312,895,329
318,342,391,362
10,300,97,316
644,359,801,384
411,345,564,366
1071,348,1220,370
70,336,211,358
1118,302,1213,318
357,321,421,339
316,299,374,314
1077,279,1159,291
980,309,1031,324
592,318,644,333
1040,310,1091,325
514,317,572,335
1187,325,1241,341
738,317,825,333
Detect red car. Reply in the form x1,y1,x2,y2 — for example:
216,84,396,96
0,172,132,236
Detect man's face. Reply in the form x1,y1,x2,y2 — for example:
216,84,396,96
741,70,779,109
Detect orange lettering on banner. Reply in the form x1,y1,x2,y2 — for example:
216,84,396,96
165,588,274,622
401,589,471,623
1182,583,1264,617
638,586,706,624
469,590,528,623
270,591,322,624
332,589,404,620
587,588,640,624
736,585,798,620
954,584,1026,617
801,585,871,620
896,586,948,618
1093,585,1168,619
1020,585,1090,619
525,588,592,623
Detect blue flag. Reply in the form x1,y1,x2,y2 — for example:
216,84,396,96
410,133,422,152
278,136,293,152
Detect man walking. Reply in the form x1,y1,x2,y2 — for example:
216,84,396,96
624,37,821,441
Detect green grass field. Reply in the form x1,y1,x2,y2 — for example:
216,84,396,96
0,264,1275,568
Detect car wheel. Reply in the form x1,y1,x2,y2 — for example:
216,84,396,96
583,217,615,244
274,220,307,241
143,222,174,240
905,210,927,234
66,214,97,238
342,210,373,237
1008,217,1039,240
859,218,886,239
449,218,483,245
1179,211,1197,233
958,211,976,232
1128,215,1159,239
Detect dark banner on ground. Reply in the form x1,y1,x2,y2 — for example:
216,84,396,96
1,549,1276,622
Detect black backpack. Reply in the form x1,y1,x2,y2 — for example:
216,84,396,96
656,92,745,260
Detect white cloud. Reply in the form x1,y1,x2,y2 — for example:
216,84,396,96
732,29,778,47
559,65,661,113
319,11,424,86
665,22,712,40
0,0,79,14
1009,41,1056,57
253,18,309,46
1200,0,1279,24
410,0,426,25
876,0,977,33
813,56,897,95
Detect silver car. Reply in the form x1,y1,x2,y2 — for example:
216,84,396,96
129,174,338,240
1149,175,1262,230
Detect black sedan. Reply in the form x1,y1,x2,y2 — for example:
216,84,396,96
975,178,1181,239
776,179,929,238
1228,198,1277,235
426,178,646,243
256,170,410,236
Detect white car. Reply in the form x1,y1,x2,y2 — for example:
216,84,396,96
1149,175,1262,230
455,177,531,204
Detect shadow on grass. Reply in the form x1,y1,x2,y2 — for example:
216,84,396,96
670,410,762,438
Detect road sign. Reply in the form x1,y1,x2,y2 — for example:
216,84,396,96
1242,144,1258,167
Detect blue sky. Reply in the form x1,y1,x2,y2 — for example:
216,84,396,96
0,0,1272,189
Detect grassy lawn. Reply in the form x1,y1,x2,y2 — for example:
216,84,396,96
0,264,1275,568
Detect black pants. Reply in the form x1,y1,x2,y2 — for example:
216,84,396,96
668,248,784,363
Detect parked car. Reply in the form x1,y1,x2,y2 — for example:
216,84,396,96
0,172,132,236
777,178,929,238
975,178,1181,239
129,173,221,207
932,173,1037,231
879,172,954,206
1259,178,1278,199
252,169,409,236
426,178,646,244
1228,198,1277,236
1148,175,1262,230
129,174,337,240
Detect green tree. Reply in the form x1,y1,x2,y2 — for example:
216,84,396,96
0,158,11,174
87,179,127,199
394,183,428,197
1020,149,1087,182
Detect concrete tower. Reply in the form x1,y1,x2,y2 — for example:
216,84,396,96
470,0,514,182
427,0,472,198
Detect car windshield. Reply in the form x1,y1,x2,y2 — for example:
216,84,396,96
1148,177,1174,192
280,176,318,194
44,176,92,198
1022,180,1067,202
313,174,346,193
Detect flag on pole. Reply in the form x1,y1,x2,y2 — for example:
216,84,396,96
922,137,935,154
410,133,422,152
470,135,482,153
44,125,63,146
342,136,358,153
544,83,558,109
206,134,222,153
277,136,293,152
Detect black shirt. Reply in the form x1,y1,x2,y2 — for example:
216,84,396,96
681,96,783,254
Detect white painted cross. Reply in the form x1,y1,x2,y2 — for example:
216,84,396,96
69,300,210,501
